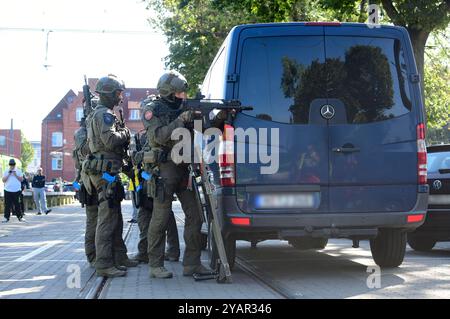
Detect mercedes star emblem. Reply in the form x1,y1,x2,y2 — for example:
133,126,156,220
433,180,442,190
320,104,335,120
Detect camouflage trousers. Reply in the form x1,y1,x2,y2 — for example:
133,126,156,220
147,162,203,268
136,194,180,260
85,205,98,264
88,174,129,270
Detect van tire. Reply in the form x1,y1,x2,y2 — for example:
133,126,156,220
407,234,436,252
289,238,328,250
370,229,406,268
209,232,236,271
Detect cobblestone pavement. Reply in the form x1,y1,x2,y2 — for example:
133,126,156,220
1,201,449,299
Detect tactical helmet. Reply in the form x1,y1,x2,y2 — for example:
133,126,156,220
157,70,188,97
95,74,125,94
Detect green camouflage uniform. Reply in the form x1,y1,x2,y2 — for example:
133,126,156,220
73,122,98,265
142,97,203,269
85,103,130,270
136,187,180,262
134,130,180,262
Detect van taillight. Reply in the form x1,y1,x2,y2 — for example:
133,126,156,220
219,124,235,187
417,123,427,185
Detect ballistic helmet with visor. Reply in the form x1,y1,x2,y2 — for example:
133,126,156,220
157,70,188,97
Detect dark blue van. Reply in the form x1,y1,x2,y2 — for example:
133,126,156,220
200,22,428,269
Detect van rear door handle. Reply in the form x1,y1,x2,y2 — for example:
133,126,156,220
332,147,360,153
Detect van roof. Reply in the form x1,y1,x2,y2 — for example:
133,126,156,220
231,22,405,32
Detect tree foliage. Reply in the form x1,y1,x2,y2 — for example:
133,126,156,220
424,30,450,130
321,1,450,94
146,0,253,94
20,134,34,172
145,0,332,94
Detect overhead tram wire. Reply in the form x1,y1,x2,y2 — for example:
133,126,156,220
0,27,157,69
0,27,155,35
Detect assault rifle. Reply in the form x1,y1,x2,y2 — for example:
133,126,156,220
72,75,94,201
181,95,253,128
82,75,94,123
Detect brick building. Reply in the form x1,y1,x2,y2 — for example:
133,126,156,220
41,78,156,182
0,129,22,160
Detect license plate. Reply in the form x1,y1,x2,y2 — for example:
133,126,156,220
429,195,450,205
254,193,318,209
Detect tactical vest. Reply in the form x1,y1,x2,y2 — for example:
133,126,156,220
146,99,183,151
86,105,123,159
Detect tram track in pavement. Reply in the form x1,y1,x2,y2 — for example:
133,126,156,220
173,213,291,299
79,221,135,299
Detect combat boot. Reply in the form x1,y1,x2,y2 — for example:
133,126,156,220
96,267,126,278
149,266,173,279
132,254,149,264
164,252,180,262
115,265,127,271
120,259,139,267
183,264,214,276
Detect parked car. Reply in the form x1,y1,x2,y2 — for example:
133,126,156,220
45,183,55,192
63,183,76,192
200,22,428,269
408,144,450,251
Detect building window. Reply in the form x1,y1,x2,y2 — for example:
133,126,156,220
51,156,62,171
0,135,5,146
52,132,63,147
76,107,84,122
129,109,140,121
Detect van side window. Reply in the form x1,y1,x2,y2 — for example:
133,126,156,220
325,36,412,124
209,48,226,99
238,36,325,124
238,36,412,124
203,47,226,99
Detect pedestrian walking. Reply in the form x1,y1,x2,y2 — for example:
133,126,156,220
31,168,51,215
2,159,25,223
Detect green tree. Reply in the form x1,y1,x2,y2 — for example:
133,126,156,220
145,0,330,93
146,0,253,94
320,1,450,96
20,134,34,172
424,30,450,130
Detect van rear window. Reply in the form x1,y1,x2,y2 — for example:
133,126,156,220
238,36,412,124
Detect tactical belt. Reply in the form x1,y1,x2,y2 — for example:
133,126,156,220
83,155,122,175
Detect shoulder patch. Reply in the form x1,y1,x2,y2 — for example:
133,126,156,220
103,113,114,125
144,110,153,121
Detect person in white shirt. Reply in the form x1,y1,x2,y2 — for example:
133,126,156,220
2,159,24,223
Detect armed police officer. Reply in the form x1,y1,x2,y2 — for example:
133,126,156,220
85,75,138,278
132,107,180,265
73,98,99,267
141,71,211,279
